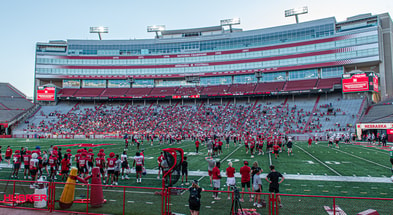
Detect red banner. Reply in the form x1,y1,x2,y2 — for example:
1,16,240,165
37,87,56,101
342,73,369,93
373,76,379,92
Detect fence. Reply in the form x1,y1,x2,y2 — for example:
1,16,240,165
0,178,392,214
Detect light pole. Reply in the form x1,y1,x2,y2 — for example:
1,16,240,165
90,27,108,40
285,6,308,24
220,18,240,33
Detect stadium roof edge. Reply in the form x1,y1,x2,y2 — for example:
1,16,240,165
64,17,337,44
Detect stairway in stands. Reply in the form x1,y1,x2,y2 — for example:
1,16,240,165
303,95,320,133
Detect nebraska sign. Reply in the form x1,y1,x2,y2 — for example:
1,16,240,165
357,123,393,129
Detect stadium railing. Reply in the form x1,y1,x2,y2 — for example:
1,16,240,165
0,178,392,214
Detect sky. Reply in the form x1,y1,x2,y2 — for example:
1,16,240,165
0,0,392,98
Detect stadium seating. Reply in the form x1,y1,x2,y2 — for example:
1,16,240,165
201,85,230,95
12,91,364,139
125,88,153,97
284,79,318,91
254,82,285,93
73,88,105,97
317,78,342,89
227,83,256,94
149,87,178,97
58,88,79,97
175,86,203,96
100,88,129,97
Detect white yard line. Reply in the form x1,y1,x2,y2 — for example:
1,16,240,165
326,146,391,170
268,151,272,166
295,145,342,176
346,144,389,154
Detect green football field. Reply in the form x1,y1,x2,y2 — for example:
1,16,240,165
0,138,392,214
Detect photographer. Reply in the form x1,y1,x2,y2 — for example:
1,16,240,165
189,180,203,215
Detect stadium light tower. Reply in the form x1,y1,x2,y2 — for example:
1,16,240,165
147,25,166,38
220,18,240,33
285,6,308,24
90,26,108,40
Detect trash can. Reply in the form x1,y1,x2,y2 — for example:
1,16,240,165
34,176,48,208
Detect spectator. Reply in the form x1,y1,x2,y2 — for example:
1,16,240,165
189,180,203,215
240,161,252,202
266,165,285,208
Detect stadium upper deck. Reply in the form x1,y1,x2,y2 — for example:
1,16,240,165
34,13,393,102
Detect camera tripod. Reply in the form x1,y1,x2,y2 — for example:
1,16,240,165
229,186,245,215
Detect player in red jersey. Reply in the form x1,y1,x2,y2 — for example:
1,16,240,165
157,152,164,179
60,154,71,181
195,139,200,154
273,144,280,159
226,162,236,200
87,148,94,173
5,146,12,166
218,139,223,155
48,152,58,180
244,135,249,154
11,150,21,178
65,149,72,165
75,149,81,171
106,152,116,185
78,152,88,177
95,152,106,181
23,150,31,179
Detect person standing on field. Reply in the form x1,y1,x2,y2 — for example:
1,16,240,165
266,165,285,208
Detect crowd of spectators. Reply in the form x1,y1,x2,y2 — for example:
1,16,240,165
22,97,359,140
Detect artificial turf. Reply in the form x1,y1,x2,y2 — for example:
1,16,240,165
0,138,392,214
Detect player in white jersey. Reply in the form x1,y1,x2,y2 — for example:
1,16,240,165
133,152,144,183
121,151,130,180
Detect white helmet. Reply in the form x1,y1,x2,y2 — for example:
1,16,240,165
32,153,38,159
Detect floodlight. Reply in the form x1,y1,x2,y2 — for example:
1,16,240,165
147,25,165,38
220,18,240,33
147,25,166,32
285,6,308,23
89,26,108,40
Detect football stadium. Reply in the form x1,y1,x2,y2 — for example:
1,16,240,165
0,11,393,215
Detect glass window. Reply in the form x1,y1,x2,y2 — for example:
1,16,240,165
233,75,257,83
262,72,286,82
288,69,318,80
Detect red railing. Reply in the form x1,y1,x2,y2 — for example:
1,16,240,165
0,178,392,214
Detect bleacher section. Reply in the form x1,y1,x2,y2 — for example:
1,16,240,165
100,88,129,97
125,88,153,97
175,86,202,96
58,89,78,97
284,79,318,91
317,78,342,89
0,83,36,129
55,78,342,100
13,93,363,138
254,82,285,93
149,87,178,97
201,85,230,95
228,84,256,94
359,104,393,123
73,88,105,97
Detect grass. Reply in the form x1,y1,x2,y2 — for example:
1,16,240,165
0,138,392,214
